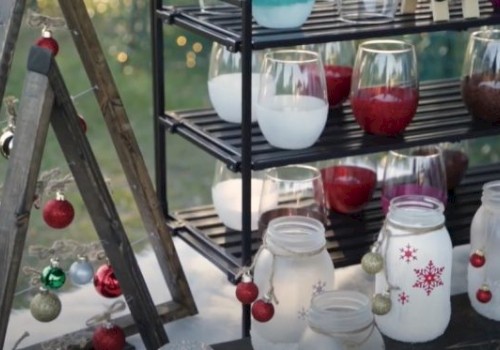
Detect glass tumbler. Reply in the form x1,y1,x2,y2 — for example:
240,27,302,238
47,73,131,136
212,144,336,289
461,29,500,123
256,49,328,150
253,0,315,29
208,42,265,124
304,41,356,109
337,0,399,23
258,164,327,235
382,146,447,214
320,155,377,214
351,40,419,136
211,160,272,231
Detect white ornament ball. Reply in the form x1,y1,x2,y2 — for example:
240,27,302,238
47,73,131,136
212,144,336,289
69,256,94,285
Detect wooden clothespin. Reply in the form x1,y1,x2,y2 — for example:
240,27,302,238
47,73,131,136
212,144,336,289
431,0,450,22
462,0,480,18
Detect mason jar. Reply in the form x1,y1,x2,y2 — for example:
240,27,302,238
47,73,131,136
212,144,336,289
251,216,335,350
374,195,452,342
468,181,500,320
298,290,385,350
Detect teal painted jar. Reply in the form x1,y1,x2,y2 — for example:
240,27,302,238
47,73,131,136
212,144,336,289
253,0,315,29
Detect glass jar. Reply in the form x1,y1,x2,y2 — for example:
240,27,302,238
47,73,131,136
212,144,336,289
468,181,500,320
374,195,452,342
337,0,398,23
253,0,314,29
298,290,385,350
251,216,335,350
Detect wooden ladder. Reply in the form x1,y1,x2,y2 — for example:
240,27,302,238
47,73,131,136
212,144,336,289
0,1,197,349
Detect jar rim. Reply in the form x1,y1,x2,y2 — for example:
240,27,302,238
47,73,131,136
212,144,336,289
264,164,321,183
388,145,441,160
387,195,445,229
482,180,500,204
470,29,500,42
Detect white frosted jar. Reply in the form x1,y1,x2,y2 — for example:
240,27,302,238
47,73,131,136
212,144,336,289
298,291,385,350
251,216,335,350
468,181,500,320
253,0,315,29
374,195,452,343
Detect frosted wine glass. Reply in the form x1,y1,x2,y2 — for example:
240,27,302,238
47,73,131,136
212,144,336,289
320,155,377,214
208,42,265,123
211,160,270,231
351,40,419,136
258,164,327,235
256,49,328,149
461,29,500,123
382,146,447,214
304,41,356,109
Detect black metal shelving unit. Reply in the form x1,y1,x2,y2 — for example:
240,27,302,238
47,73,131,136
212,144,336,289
151,0,500,337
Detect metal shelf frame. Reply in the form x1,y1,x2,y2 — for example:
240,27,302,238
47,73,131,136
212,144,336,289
151,0,500,337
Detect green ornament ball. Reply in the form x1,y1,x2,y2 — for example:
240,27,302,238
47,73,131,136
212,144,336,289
372,293,392,316
361,252,384,275
30,289,62,322
41,265,66,289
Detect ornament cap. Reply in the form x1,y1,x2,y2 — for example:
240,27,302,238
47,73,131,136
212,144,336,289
55,190,65,201
241,272,253,283
474,249,485,256
41,29,53,38
50,257,60,267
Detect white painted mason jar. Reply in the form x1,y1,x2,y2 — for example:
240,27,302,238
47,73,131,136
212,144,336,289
251,216,335,350
374,195,452,342
298,290,385,350
468,181,500,320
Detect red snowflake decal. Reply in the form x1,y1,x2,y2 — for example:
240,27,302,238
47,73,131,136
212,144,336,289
400,243,418,263
398,291,410,305
413,260,445,296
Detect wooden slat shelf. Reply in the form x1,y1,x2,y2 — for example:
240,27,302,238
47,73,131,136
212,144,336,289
157,0,500,50
160,78,500,171
171,163,497,283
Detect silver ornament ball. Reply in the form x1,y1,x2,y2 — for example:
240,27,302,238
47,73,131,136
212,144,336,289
30,289,62,322
361,251,384,275
69,256,94,285
372,293,392,316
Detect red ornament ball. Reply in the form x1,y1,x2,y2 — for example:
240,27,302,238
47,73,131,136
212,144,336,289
42,196,75,229
469,250,486,268
92,323,126,350
236,281,259,305
35,36,59,56
251,299,274,323
476,286,492,304
94,264,122,298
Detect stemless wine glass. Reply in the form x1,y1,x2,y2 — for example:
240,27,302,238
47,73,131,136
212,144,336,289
304,41,356,109
253,0,315,29
211,160,269,231
440,141,469,191
351,40,419,136
461,29,500,123
258,164,327,235
256,49,329,150
382,146,447,214
208,42,265,124
320,156,377,214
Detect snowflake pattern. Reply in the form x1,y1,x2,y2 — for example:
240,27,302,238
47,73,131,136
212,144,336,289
312,280,327,297
297,307,308,320
398,291,410,305
413,260,445,296
400,243,418,263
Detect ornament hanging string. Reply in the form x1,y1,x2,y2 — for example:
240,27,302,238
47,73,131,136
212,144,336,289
11,331,29,350
85,300,127,327
235,233,326,305
26,9,66,31
373,219,445,294
3,95,17,130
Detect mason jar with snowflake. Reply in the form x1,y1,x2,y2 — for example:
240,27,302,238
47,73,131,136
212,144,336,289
364,195,452,342
250,216,335,350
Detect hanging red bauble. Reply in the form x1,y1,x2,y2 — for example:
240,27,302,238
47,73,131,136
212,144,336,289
42,192,75,229
476,285,492,303
94,264,122,298
251,297,274,323
35,30,59,56
78,114,88,133
469,250,486,268
235,273,259,305
92,323,126,350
